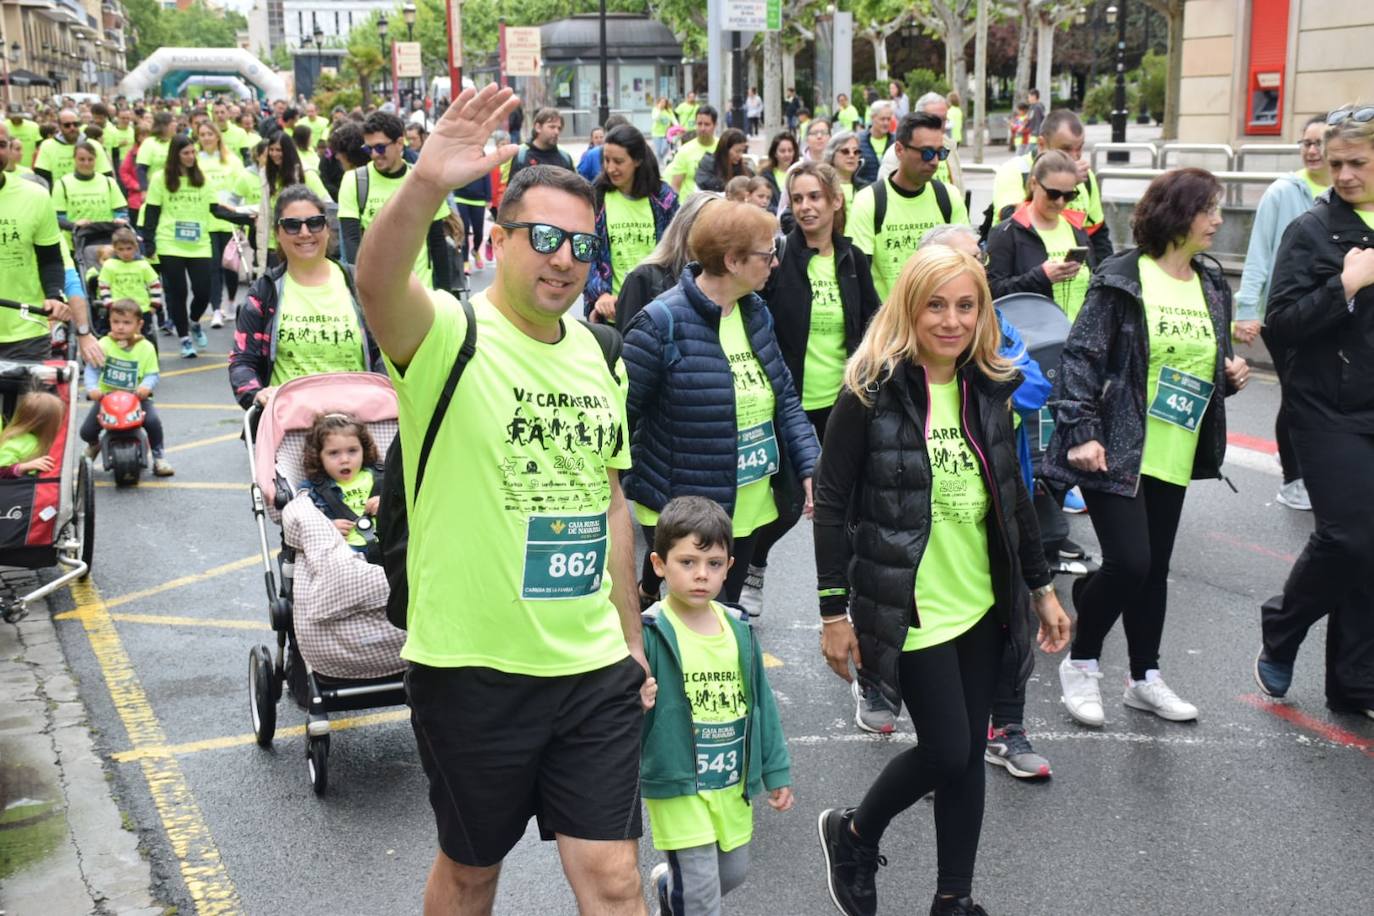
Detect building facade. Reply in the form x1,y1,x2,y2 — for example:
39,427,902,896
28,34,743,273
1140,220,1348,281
0,0,130,105
1178,0,1374,142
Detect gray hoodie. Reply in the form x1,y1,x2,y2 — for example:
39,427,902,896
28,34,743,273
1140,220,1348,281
1237,171,1323,321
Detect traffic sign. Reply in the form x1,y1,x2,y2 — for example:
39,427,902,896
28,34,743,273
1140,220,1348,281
505,27,542,76
723,0,781,31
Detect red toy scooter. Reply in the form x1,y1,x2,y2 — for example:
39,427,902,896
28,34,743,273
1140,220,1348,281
96,389,149,487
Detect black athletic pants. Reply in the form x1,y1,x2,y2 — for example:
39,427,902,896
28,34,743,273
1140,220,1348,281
641,524,757,605
456,202,486,265
1261,429,1374,707
159,255,213,339
208,231,239,310
746,406,831,568
1071,476,1188,680
1260,327,1300,483
852,611,1003,898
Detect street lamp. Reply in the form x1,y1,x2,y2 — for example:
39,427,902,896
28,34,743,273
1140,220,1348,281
1107,3,1127,163
314,21,325,90
301,33,313,100
598,0,609,127
378,13,390,104
403,3,416,108
1137,5,1152,124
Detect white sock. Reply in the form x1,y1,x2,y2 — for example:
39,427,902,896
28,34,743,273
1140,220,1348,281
1069,658,1099,673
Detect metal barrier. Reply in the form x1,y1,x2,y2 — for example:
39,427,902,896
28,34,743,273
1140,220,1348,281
1235,142,1299,172
1095,167,1288,191
1091,142,1159,172
1157,143,1235,170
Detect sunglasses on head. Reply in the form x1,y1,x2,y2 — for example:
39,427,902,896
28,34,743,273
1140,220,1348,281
277,215,328,235
1042,187,1080,203
498,221,601,263
907,145,951,162
1326,107,1374,126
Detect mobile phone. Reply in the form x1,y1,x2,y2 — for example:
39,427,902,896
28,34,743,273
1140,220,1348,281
1066,246,1089,264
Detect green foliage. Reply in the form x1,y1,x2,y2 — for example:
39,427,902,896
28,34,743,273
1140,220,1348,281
314,72,361,114
1137,51,1167,122
124,0,247,69
901,68,950,100
1083,79,1139,123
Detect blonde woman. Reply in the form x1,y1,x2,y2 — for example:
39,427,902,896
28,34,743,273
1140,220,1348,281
813,246,1070,916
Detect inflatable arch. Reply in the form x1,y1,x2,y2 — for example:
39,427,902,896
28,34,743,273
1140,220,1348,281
174,75,254,99
118,47,287,100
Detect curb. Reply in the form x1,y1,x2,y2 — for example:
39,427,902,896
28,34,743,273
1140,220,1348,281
0,570,163,916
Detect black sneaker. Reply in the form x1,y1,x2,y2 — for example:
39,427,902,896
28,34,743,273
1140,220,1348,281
931,895,990,915
818,807,885,916
1058,538,1088,560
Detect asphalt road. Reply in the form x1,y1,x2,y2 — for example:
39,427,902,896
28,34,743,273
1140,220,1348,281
43,276,1373,916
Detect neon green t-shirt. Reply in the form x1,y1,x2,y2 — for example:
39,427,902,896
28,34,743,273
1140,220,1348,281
841,181,855,211
675,103,699,127
135,137,171,182
103,124,136,164
836,105,861,131
868,135,889,161
298,149,321,174
220,123,250,161
339,466,375,548
34,138,114,183
0,174,62,343
52,173,126,242
665,136,717,199
905,378,994,651
849,176,970,301
652,109,676,139
1034,218,1090,321
98,257,160,312
603,190,656,300
145,172,213,259
96,335,159,394
0,432,42,473
1300,169,1329,200
383,289,632,675
270,266,368,385
645,601,753,852
1138,256,1218,488
947,106,964,144
337,163,447,287
1355,208,1374,230
301,115,331,149
7,119,41,167
198,151,242,233
721,305,778,537
802,253,846,411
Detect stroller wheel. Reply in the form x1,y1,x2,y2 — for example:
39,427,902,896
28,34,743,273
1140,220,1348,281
249,646,277,747
307,735,330,796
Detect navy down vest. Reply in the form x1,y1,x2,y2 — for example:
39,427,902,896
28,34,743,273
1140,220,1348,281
622,265,821,518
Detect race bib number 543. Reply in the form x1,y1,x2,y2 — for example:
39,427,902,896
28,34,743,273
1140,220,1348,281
521,512,608,600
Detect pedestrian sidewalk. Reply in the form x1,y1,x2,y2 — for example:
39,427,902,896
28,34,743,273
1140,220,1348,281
0,570,163,916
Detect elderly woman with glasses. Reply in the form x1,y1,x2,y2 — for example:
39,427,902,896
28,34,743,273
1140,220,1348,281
804,117,832,162
823,130,868,209
622,200,820,606
229,184,382,409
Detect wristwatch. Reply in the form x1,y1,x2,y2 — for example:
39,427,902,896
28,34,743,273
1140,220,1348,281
1030,583,1056,601
75,324,91,337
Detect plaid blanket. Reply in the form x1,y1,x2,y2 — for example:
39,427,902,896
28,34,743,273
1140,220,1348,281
282,491,405,679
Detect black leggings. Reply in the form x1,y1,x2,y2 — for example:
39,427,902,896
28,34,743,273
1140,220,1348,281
640,524,757,604
746,405,832,568
208,231,240,310
1260,326,1300,483
455,202,486,264
1071,476,1188,680
852,611,1003,898
159,255,213,338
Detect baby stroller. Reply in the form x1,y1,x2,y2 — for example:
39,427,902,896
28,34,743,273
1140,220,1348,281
243,371,405,795
995,292,1071,465
72,223,121,335
0,346,96,622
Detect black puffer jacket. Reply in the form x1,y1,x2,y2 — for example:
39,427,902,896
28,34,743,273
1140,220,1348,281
1264,192,1374,432
813,362,1051,710
762,229,881,404
985,205,1096,300
1042,249,1237,496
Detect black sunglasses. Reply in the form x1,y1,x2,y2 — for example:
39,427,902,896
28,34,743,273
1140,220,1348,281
365,140,396,156
1042,187,1080,203
1326,107,1374,126
277,215,328,235
907,145,951,162
498,221,600,263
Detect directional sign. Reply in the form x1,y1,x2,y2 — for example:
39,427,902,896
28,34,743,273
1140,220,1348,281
505,27,542,76
723,0,781,31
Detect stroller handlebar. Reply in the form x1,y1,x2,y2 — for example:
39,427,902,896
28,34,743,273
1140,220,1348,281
0,298,52,317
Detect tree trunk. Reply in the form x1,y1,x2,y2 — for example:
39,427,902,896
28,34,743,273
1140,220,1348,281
764,29,783,137
1034,16,1054,100
974,0,989,163
1162,5,1182,139
783,47,796,97
1014,2,1033,103
870,35,889,83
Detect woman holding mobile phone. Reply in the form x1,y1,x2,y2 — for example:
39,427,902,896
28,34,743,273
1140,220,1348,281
986,150,1096,319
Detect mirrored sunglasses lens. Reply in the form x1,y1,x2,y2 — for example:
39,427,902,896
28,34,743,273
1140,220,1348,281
572,234,599,262
530,225,564,253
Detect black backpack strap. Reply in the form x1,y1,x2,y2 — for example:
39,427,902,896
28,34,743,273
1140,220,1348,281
932,180,952,224
584,320,623,382
414,294,477,497
873,178,887,236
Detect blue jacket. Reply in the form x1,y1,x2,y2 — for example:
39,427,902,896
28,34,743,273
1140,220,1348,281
997,308,1051,490
623,265,821,517
577,145,603,183
1236,172,1320,321
640,601,791,802
856,129,891,186
583,182,679,316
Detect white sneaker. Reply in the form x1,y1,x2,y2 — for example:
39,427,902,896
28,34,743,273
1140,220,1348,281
210,309,225,328
1059,657,1105,727
1123,674,1198,721
738,564,765,617
1276,479,1312,511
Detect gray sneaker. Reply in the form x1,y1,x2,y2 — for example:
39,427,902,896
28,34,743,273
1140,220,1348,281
985,723,1051,778
738,564,765,617
1276,479,1312,511
852,679,896,734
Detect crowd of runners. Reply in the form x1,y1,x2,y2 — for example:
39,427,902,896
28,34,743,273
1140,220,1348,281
1,81,1371,916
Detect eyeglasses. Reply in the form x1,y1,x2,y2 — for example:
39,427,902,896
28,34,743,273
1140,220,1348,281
837,147,860,156
1042,187,1080,203
906,145,951,162
746,250,779,263
365,140,395,156
59,121,79,128
498,221,600,262
277,215,328,235
1326,107,1374,126
1298,139,1323,149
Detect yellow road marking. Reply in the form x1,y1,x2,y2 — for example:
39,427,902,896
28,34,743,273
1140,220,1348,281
763,652,783,669
96,481,242,490
165,432,240,454
154,402,241,411
70,578,243,913
162,361,228,378
103,552,269,609
54,609,269,631
111,709,411,763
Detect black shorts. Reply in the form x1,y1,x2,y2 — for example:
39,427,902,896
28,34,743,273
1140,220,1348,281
406,655,646,867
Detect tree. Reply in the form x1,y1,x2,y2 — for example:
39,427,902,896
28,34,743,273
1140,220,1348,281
1031,1,1087,104
910,1,976,98
853,0,915,83
124,0,248,69
342,12,387,109
1142,0,1184,139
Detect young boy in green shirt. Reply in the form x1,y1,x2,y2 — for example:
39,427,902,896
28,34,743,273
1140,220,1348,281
81,299,173,477
96,227,163,347
640,496,793,915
